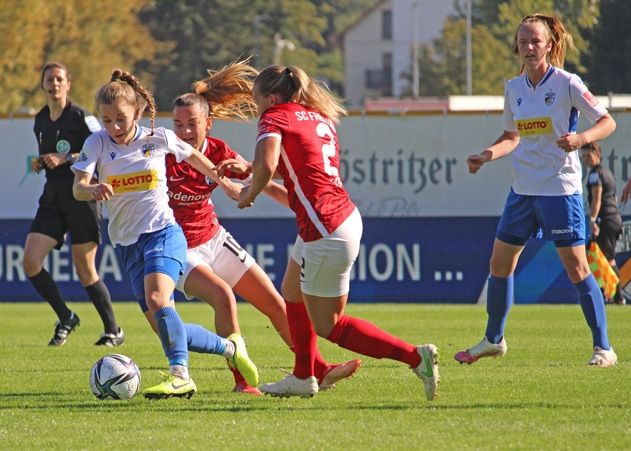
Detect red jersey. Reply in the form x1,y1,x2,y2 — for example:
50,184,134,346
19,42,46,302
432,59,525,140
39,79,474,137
166,136,248,248
257,103,355,242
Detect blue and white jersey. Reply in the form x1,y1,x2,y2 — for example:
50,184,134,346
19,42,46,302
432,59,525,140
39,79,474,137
72,126,193,246
502,66,607,196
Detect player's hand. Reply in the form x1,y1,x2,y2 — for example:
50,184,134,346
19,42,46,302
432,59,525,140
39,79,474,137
90,183,114,201
219,178,243,201
216,158,252,177
590,221,600,238
237,186,255,209
30,156,43,173
556,133,584,153
466,153,490,174
41,152,66,169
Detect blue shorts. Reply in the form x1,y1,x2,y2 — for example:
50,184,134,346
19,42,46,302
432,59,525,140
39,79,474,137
496,189,585,248
117,223,187,312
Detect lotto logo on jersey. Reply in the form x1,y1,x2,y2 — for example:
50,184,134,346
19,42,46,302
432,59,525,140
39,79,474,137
516,117,552,136
107,170,159,193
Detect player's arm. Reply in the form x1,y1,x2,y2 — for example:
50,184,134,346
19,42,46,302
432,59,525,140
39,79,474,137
467,130,520,174
557,114,616,152
73,170,113,201
184,148,242,201
262,180,289,207
238,136,280,208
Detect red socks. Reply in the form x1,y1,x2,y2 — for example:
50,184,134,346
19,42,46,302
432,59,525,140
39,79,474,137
326,315,420,367
285,301,319,379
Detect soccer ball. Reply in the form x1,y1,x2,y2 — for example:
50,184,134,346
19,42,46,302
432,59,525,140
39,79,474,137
90,354,141,400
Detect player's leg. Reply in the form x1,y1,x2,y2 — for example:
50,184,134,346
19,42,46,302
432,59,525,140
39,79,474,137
67,198,122,344
71,242,123,345
23,231,79,345
455,190,536,364
557,243,617,367
180,263,259,389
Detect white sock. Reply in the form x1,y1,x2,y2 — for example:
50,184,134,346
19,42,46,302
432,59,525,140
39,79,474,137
170,364,190,380
222,339,235,359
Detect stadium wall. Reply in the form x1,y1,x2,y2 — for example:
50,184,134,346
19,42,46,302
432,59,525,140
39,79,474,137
2,112,631,303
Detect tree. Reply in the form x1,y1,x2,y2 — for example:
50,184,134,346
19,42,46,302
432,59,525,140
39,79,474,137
584,0,631,94
0,0,163,115
414,0,599,96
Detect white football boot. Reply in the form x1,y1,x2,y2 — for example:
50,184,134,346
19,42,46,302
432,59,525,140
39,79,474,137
260,373,318,398
412,344,440,401
588,346,617,367
454,336,507,364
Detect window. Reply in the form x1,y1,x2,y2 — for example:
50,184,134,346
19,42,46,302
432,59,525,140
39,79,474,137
382,10,392,40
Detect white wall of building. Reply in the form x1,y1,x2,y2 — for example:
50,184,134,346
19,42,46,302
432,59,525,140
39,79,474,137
343,0,455,107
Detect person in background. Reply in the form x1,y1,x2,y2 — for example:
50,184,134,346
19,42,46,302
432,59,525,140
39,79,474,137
72,68,256,399
168,59,361,395
220,64,439,401
455,13,617,367
582,141,625,305
23,61,123,347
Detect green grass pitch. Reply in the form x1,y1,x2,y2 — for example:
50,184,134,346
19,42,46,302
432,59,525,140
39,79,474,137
1,302,630,450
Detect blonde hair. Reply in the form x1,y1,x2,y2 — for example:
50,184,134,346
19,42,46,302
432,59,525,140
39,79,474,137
254,65,347,123
95,69,156,134
172,58,258,121
513,13,574,71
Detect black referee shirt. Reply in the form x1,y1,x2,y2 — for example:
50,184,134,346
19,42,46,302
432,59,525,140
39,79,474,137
33,102,92,179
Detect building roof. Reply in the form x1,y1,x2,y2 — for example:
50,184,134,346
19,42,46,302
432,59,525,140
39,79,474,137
339,0,388,37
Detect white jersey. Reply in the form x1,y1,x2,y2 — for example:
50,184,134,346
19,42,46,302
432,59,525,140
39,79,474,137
502,66,607,196
72,126,193,246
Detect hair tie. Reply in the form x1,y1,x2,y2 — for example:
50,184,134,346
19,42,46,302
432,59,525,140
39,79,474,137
284,67,293,77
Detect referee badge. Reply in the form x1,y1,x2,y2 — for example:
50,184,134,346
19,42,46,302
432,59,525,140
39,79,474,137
544,91,555,106
56,139,71,153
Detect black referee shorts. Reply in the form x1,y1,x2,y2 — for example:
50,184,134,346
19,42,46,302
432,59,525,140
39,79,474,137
29,178,102,250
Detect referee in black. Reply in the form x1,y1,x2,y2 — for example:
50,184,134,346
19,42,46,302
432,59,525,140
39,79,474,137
582,141,625,305
22,62,125,345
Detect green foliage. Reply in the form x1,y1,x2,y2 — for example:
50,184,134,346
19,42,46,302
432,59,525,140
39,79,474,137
140,0,377,109
417,0,600,96
1,302,630,449
0,0,162,115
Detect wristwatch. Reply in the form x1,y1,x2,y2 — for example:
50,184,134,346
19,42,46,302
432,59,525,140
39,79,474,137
65,152,74,164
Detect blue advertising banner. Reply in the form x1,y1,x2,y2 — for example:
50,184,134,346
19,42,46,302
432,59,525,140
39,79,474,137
1,217,605,304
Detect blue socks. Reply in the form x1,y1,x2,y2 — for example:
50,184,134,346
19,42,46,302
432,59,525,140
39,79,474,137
575,274,610,350
184,323,228,355
155,307,188,367
484,275,514,344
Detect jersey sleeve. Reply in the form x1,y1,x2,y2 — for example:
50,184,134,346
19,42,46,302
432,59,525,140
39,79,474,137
501,82,517,132
586,168,603,188
212,140,250,181
71,132,102,177
569,75,608,124
84,114,102,133
256,108,288,143
164,128,194,162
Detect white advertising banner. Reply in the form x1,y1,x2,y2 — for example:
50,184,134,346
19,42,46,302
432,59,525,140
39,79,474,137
3,111,631,219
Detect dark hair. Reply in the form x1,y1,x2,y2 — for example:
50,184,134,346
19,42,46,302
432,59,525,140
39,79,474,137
581,141,601,154
41,61,70,84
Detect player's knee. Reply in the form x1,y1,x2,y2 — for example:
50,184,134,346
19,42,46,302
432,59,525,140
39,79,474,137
22,254,42,277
